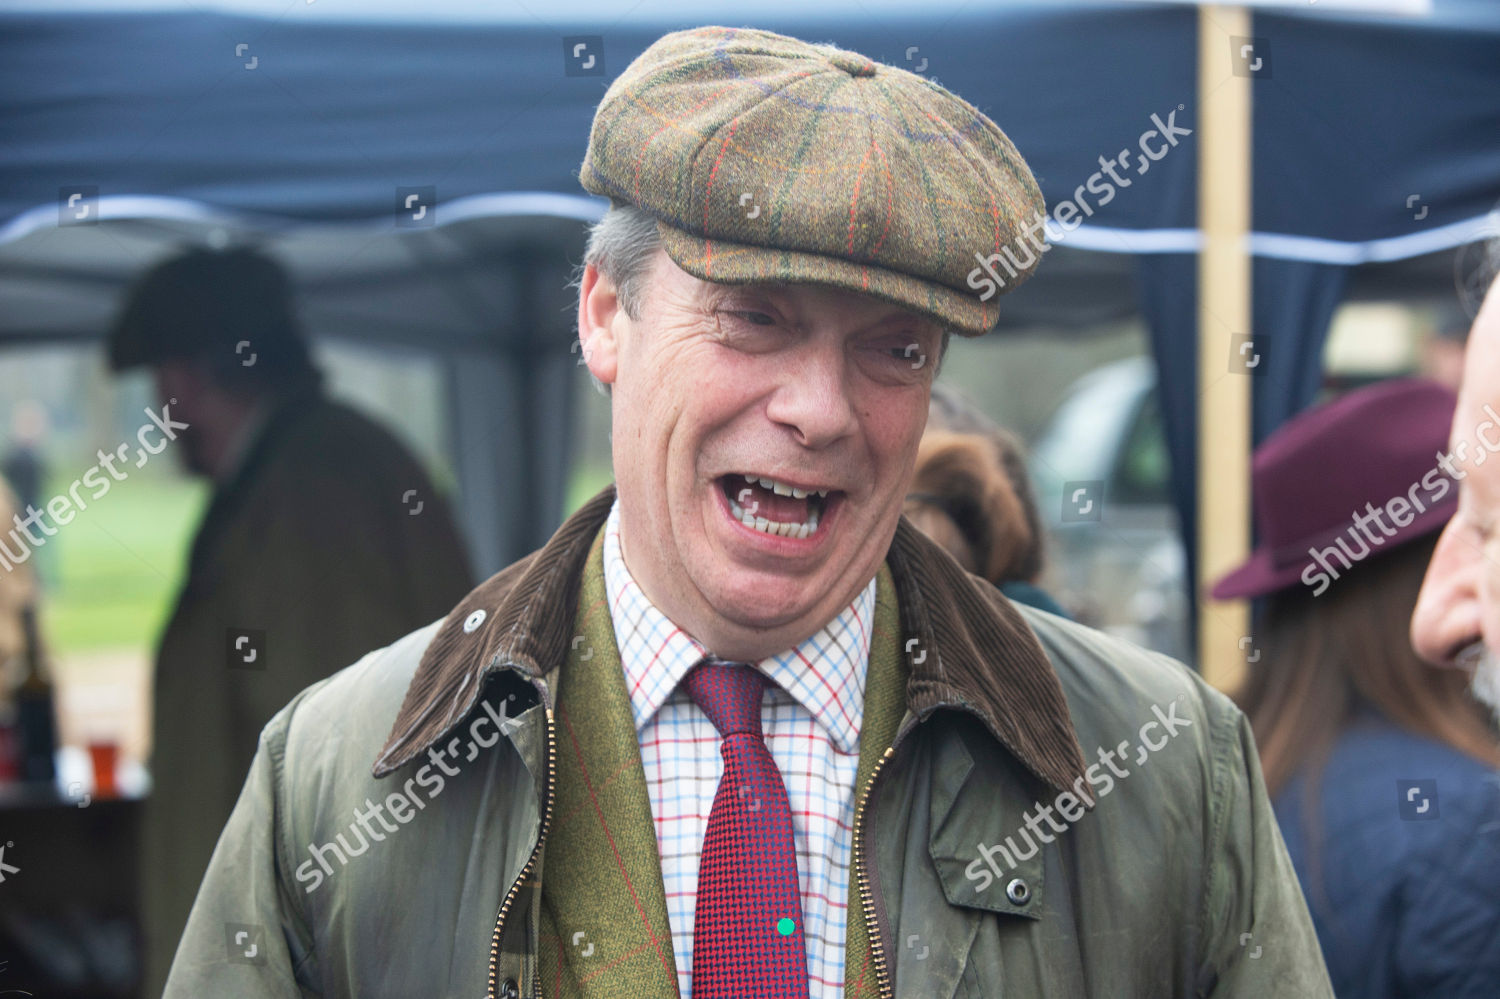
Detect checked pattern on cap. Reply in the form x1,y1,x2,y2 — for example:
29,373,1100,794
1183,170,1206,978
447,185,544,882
578,25,1047,337
686,658,811,999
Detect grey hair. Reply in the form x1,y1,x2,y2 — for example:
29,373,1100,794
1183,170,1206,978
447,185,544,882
1456,221,1500,319
580,202,662,321
571,203,662,395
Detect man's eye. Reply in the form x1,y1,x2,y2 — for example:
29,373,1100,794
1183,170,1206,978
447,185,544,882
730,310,777,326
879,341,927,363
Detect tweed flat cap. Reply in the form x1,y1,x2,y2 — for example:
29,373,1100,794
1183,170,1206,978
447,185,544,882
579,26,1046,335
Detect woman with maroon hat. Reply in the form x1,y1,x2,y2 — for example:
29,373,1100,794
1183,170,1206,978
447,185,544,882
1213,377,1500,998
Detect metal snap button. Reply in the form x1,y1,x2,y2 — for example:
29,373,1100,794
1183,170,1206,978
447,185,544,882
1005,877,1031,905
463,609,486,633
499,977,520,999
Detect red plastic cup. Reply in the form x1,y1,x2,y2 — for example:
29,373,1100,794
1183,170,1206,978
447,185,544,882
88,740,119,799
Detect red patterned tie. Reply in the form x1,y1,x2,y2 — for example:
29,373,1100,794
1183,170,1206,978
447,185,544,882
685,659,811,999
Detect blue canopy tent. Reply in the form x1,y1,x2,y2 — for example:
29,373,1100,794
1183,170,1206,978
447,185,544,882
3,0,1497,591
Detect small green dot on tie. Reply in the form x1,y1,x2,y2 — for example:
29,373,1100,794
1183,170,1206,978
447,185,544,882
776,917,796,936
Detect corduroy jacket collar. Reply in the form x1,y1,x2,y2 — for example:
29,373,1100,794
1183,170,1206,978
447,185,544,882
374,486,1086,793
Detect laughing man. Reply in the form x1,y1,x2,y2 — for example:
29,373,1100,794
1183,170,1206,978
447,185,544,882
165,26,1332,999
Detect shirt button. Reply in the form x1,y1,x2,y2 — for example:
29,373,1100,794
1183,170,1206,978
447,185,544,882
1006,877,1031,905
463,609,487,633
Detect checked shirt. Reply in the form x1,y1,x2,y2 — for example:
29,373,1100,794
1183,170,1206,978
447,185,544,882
602,501,874,999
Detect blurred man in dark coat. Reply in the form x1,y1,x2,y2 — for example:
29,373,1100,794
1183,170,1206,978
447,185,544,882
107,246,474,995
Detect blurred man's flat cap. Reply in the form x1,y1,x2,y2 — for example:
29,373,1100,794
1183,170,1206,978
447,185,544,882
579,26,1045,335
109,246,310,373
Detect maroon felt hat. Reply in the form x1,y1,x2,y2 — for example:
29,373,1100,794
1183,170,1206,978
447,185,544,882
1210,378,1458,600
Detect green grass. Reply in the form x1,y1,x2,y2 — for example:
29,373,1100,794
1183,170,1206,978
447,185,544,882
36,462,612,657
41,473,207,656
564,463,616,516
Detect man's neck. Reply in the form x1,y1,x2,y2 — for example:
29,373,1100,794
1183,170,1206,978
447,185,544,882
615,509,860,663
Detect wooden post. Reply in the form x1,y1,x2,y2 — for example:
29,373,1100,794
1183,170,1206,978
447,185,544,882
1196,4,1253,692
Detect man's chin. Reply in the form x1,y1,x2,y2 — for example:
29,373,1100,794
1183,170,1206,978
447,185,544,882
696,577,835,647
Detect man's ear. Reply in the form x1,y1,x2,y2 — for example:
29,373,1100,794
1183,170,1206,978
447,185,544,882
578,263,622,386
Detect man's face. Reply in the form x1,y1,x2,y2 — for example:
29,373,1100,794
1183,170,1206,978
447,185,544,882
151,361,213,478
1412,277,1500,717
579,248,942,662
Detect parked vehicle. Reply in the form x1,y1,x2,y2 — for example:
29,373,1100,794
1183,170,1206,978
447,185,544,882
1031,357,1191,663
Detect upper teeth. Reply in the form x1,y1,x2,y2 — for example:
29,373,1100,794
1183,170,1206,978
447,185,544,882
743,473,828,499
729,489,821,538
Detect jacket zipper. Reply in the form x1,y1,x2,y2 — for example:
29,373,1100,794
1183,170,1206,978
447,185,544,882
852,744,897,999
487,705,557,999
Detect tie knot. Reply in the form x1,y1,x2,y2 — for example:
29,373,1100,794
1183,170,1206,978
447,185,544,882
685,659,767,737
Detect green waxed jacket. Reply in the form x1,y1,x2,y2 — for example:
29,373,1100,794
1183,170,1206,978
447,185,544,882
164,487,1333,998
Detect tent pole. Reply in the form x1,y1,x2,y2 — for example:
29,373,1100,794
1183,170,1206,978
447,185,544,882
1196,4,1253,692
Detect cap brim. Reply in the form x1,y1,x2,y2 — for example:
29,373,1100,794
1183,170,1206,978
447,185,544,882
656,221,1009,336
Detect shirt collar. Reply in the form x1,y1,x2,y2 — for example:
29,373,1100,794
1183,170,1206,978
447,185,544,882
602,500,873,753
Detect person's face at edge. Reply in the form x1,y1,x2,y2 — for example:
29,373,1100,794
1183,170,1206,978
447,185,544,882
578,248,942,663
1411,276,1500,718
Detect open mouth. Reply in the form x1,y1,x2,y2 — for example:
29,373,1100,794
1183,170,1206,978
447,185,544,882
718,474,836,540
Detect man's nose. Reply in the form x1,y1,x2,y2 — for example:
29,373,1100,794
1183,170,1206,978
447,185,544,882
764,347,859,449
1411,517,1483,667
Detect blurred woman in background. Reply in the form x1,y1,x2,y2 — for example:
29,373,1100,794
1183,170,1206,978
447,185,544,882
1212,377,1500,999
906,385,1068,617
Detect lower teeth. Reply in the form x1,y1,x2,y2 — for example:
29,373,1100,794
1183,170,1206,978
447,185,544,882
728,494,820,538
